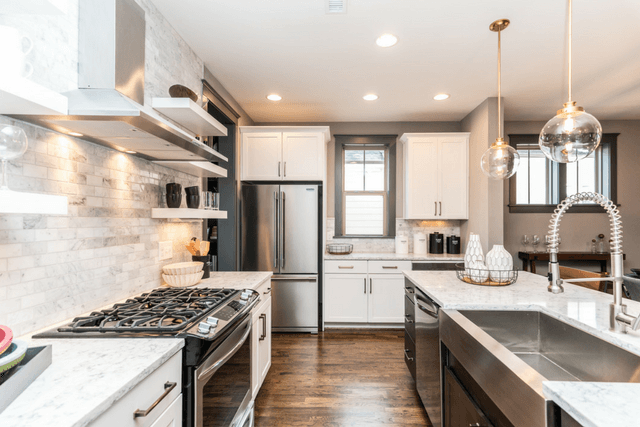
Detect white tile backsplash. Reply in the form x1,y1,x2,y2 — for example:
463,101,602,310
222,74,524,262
0,118,203,337
327,218,461,253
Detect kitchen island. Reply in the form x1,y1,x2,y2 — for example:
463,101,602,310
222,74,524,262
2,272,272,427
404,270,640,427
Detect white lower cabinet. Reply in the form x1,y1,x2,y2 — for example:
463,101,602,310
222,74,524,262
325,273,368,323
368,275,405,323
251,280,272,399
324,261,407,324
89,351,182,427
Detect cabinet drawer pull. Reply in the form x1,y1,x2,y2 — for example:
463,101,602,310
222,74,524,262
278,161,281,177
405,314,414,323
382,266,398,269
363,278,366,294
404,349,414,362
369,278,372,293
338,266,354,269
259,313,267,340
439,201,442,216
404,287,414,294
434,201,437,216
263,287,271,295
133,381,177,418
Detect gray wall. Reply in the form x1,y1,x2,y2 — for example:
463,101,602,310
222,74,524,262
460,98,503,253
503,120,640,274
255,121,462,218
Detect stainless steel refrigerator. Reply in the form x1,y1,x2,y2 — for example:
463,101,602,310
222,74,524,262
240,183,319,332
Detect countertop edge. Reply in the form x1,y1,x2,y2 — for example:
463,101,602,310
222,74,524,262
542,383,598,427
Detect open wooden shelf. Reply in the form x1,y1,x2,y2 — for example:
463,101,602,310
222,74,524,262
0,77,68,115
152,98,227,137
151,208,227,219
153,161,227,178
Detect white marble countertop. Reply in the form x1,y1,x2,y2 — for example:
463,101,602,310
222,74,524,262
324,252,464,261
3,271,273,427
404,270,640,427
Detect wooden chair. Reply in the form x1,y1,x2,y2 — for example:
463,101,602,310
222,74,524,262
559,266,610,292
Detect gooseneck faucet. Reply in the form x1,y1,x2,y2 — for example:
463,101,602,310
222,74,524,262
547,192,640,333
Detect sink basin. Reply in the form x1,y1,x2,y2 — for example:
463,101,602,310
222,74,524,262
439,309,640,427
458,310,640,383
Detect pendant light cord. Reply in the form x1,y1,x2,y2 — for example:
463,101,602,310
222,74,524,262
568,0,572,103
497,26,502,140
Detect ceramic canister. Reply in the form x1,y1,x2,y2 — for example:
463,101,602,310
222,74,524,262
413,233,427,255
396,235,409,254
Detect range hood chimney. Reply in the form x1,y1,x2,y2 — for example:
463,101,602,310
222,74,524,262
12,0,226,163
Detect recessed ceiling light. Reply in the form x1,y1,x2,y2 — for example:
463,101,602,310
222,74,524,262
376,34,398,48
434,93,450,101
125,150,136,154
267,94,282,101
68,131,83,137
363,94,379,101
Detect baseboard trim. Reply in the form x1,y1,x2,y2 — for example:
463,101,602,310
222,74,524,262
325,323,403,330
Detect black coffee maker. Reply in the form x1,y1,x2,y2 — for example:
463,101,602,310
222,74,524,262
446,235,461,254
429,232,444,254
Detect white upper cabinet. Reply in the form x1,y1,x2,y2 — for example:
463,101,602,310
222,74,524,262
401,133,469,220
242,132,283,180
241,127,330,181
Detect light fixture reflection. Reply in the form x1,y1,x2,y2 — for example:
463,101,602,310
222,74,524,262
363,94,378,101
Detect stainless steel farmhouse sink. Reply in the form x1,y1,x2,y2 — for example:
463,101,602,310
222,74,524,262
440,310,640,427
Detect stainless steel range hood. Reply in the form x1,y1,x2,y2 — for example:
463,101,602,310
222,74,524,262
11,0,227,163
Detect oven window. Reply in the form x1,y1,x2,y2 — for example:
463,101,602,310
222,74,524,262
202,338,251,426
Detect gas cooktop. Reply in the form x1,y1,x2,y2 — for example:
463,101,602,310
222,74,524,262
34,287,259,343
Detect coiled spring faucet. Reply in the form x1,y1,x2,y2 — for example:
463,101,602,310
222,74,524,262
547,192,640,333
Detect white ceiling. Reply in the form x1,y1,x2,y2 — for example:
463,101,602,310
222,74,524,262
151,0,640,123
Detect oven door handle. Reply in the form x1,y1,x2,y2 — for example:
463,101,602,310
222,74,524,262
197,324,251,381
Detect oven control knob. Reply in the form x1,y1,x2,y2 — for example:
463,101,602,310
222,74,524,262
241,291,251,300
198,322,211,334
206,317,219,327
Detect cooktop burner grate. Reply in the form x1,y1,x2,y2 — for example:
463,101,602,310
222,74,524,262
58,288,236,333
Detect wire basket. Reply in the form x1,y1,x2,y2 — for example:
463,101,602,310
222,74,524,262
327,243,353,255
455,263,518,286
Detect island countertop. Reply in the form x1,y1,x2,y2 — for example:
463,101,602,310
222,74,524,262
324,252,463,261
2,271,273,427
404,270,640,427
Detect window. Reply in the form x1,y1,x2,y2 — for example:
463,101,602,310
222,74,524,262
509,134,618,213
335,135,396,237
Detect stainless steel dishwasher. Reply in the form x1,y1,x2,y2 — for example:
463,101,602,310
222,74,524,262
415,288,441,427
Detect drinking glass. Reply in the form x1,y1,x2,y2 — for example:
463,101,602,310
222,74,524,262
532,235,540,253
203,191,214,210
211,193,220,210
522,235,530,252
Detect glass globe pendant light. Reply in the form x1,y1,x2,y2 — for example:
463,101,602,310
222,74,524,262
481,19,520,180
539,0,602,163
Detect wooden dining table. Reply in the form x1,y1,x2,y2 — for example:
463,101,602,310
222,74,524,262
518,251,625,274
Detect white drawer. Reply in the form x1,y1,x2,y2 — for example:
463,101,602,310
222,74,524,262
89,350,182,427
325,260,368,274
368,260,412,274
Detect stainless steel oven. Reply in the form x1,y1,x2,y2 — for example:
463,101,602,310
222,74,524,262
195,315,253,427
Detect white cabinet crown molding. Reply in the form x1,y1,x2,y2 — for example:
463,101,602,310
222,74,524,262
240,126,331,143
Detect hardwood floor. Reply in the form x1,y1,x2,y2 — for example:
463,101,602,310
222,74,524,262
254,330,432,427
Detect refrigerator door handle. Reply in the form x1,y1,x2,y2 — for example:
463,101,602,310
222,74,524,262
274,191,279,269
281,191,285,268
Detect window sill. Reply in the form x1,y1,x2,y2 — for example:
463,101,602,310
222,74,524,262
509,204,620,214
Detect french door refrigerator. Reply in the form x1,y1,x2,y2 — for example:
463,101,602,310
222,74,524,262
240,183,319,332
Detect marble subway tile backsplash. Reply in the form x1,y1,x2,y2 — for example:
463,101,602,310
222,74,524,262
0,118,202,337
326,218,461,253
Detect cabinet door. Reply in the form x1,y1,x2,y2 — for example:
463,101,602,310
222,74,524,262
438,136,468,219
324,274,368,323
242,132,282,180
149,395,182,427
405,136,439,219
443,367,493,427
251,296,272,399
282,132,324,180
368,275,405,323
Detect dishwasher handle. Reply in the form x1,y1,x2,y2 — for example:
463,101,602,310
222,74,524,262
417,302,438,319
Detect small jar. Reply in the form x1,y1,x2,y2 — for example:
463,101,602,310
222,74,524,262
591,239,597,254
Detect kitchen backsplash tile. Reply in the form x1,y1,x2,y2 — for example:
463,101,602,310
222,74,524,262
326,218,461,253
0,117,203,337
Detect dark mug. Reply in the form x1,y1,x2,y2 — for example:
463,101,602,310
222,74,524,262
185,186,199,196
166,183,182,208
186,193,200,209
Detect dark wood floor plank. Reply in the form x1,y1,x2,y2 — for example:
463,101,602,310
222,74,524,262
255,330,432,427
